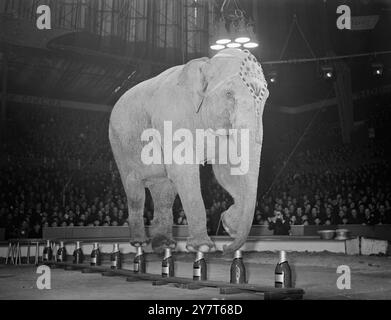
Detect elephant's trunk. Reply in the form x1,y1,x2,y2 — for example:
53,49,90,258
223,132,261,254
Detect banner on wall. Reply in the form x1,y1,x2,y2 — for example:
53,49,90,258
351,15,379,31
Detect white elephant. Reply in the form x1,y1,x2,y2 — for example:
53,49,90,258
109,48,269,253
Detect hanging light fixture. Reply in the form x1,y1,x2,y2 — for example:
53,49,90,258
243,22,258,48
215,19,231,45
234,17,250,43
209,1,258,51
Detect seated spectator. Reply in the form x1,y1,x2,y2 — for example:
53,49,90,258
348,209,362,224
336,210,346,225
362,208,377,225
268,210,290,235
29,221,42,238
290,215,297,225
314,217,322,226
76,220,85,227
60,221,68,227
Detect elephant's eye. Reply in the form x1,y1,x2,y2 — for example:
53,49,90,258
225,90,234,99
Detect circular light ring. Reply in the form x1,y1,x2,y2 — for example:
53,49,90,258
235,37,250,43
216,38,231,45
226,42,241,48
210,44,225,50
243,42,259,48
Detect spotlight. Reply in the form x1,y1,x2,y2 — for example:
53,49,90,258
371,63,383,76
216,38,231,45
243,42,258,48
210,44,225,51
268,71,278,84
321,65,334,80
226,42,241,48
235,37,250,43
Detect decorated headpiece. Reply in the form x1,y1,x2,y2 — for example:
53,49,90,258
209,49,269,117
239,50,269,109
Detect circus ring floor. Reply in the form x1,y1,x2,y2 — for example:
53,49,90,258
1,252,391,300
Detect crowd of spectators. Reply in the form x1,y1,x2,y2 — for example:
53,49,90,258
255,160,391,229
1,102,390,239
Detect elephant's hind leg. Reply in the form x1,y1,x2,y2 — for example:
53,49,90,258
149,179,177,253
125,174,149,246
109,126,149,246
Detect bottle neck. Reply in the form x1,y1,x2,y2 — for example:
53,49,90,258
163,249,171,260
279,251,287,263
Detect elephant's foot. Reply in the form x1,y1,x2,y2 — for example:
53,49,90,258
151,234,176,253
186,234,216,253
150,218,176,253
221,207,241,238
130,236,150,247
130,226,150,247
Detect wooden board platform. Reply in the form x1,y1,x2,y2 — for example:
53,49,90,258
44,261,305,300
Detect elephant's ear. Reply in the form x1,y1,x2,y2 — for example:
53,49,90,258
177,57,209,113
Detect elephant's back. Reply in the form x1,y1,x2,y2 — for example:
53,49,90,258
109,63,184,136
109,85,151,147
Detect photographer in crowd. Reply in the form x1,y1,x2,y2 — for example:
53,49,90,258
268,210,291,235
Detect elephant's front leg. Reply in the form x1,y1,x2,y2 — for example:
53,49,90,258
168,165,215,252
149,179,177,253
212,163,243,238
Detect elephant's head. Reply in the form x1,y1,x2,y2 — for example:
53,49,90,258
178,49,270,253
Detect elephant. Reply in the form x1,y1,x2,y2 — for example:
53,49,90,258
109,48,269,254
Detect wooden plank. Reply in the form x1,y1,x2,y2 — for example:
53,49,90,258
81,268,101,273
49,261,305,296
126,277,145,282
264,292,303,300
174,283,202,290
152,280,169,286
220,287,251,295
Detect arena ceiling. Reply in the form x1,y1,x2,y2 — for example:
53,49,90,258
1,0,391,108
